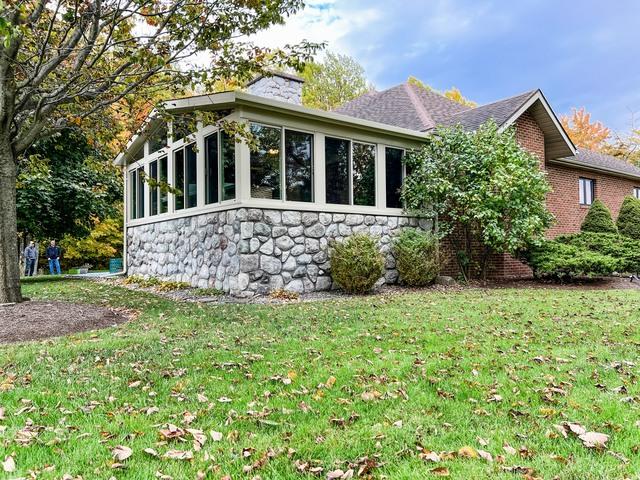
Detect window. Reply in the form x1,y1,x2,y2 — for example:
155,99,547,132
325,138,376,206
148,123,168,153
634,187,640,199
173,143,197,210
285,130,313,202
325,137,350,205
149,160,158,216
172,114,195,142
132,145,144,162
186,143,197,208
129,167,145,220
129,170,137,220
205,134,219,205
250,124,282,199
174,148,185,210
221,132,235,201
579,177,594,205
385,147,404,208
159,156,168,214
352,142,376,206
204,131,236,204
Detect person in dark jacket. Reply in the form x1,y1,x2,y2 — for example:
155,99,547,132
23,241,38,276
46,240,61,275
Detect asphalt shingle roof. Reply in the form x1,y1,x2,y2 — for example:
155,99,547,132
568,149,640,178
334,83,469,131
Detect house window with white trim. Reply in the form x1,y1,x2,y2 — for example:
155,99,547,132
205,131,236,204
149,160,158,216
579,177,594,206
324,137,376,207
634,187,640,199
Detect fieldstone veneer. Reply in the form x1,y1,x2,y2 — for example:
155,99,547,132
127,208,431,296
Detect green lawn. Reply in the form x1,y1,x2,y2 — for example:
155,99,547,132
1,280,640,479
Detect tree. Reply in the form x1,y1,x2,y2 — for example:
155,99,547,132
580,199,617,234
60,214,123,270
402,121,553,281
300,52,371,110
616,196,640,239
0,0,320,303
560,107,610,151
17,130,122,241
407,76,477,108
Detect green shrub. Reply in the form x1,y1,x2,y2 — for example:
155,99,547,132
393,228,440,286
329,234,385,293
556,231,640,273
524,240,619,279
616,196,640,239
580,199,617,234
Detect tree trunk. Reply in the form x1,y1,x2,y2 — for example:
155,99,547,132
0,147,22,303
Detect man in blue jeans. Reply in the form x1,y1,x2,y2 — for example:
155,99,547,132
46,240,61,275
23,240,38,276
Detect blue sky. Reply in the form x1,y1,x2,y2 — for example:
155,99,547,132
254,0,640,133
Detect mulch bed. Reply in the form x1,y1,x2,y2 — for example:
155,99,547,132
0,301,129,345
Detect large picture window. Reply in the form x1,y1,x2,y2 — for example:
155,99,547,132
385,147,404,208
325,137,350,205
285,130,313,202
325,138,376,206
250,124,282,199
186,143,197,208
205,133,219,204
579,177,594,205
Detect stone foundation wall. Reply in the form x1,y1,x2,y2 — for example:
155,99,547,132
127,208,430,295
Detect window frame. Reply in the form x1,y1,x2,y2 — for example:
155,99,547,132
249,122,315,203
384,145,406,209
325,134,378,207
634,187,640,200
579,177,595,206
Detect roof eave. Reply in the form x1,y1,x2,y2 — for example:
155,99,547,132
499,90,576,159
549,156,640,181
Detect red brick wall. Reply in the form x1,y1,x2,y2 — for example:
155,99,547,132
545,164,639,238
516,111,545,169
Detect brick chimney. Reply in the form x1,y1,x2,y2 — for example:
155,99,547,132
246,72,304,105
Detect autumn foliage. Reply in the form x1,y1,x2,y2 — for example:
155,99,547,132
560,107,610,151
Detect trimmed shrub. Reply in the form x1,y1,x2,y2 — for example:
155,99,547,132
523,240,619,279
616,196,640,239
330,234,385,294
580,199,617,234
393,228,440,286
556,231,640,274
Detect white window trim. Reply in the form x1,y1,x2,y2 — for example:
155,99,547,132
634,187,640,199
579,177,595,206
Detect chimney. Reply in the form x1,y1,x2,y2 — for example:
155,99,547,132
246,71,304,105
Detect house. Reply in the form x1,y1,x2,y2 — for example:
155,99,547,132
115,72,640,294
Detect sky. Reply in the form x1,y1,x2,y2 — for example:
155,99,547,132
252,0,640,134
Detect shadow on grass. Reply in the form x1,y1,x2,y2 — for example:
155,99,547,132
21,276,80,284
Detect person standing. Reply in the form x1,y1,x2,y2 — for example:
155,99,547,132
46,240,61,275
23,240,38,276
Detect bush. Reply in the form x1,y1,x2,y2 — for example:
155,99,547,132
556,231,640,274
393,228,439,286
330,234,385,293
524,240,619,279
581,200,617,234
616,196,640,239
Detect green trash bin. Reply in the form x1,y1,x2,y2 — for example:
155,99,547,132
109,258,123,273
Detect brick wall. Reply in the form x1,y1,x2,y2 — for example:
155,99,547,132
545,164,639,237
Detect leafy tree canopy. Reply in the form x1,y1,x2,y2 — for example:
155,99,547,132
300,52,371,110
407,76,477,108
17,130,122,241
560,107,610,151
402,121,552,280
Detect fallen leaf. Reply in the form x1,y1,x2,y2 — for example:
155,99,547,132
579,431,609,449
210,430,223,442
478,450,493,462
2,455,16,473
112,445,133,462
430,466,450,476
164,449,193,460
